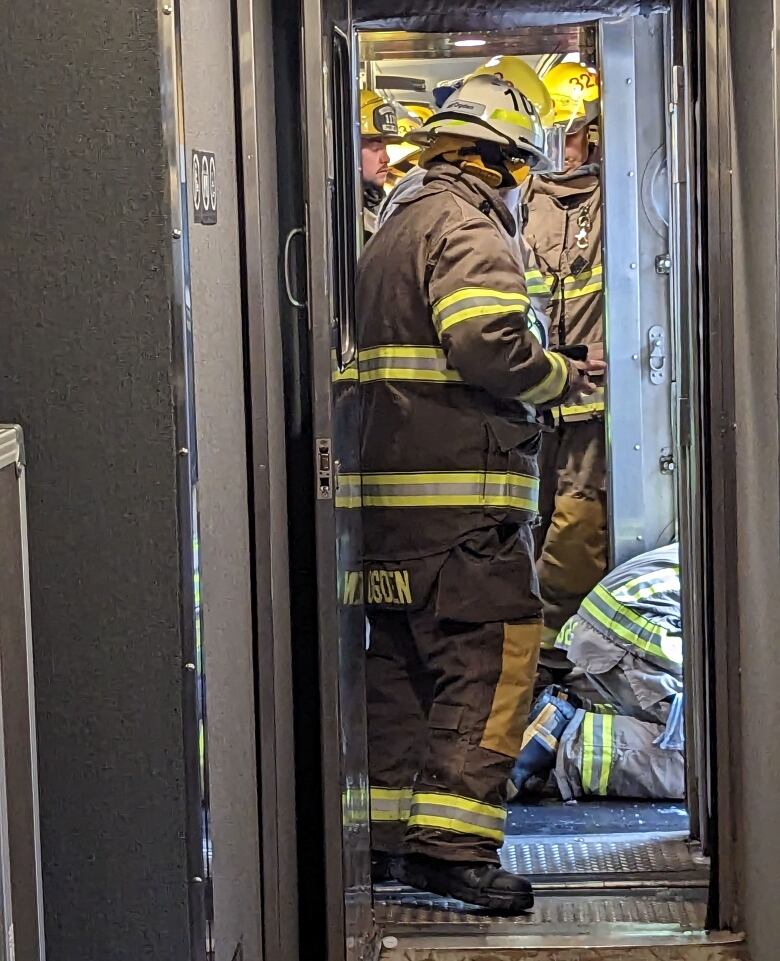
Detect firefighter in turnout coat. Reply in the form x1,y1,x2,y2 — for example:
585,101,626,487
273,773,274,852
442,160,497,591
524,63,608,654
353,73,600,913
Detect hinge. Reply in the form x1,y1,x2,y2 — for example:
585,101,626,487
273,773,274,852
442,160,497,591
316,437,333,499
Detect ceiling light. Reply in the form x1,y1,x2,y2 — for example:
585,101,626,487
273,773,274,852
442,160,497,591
453,38,486,48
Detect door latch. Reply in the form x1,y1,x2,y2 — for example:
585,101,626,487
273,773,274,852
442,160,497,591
648,326,666,385
316,437,333,499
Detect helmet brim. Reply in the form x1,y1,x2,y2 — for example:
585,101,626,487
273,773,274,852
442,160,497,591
415,117,553,172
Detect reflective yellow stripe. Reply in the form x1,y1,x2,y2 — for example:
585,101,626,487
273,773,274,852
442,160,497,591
370,786,412,822
581,585,680,665
581,712,596,793
518,350,569,405
331,348,359,383
489,107,535,133
558,384,605,419
335,473,362,509
599,715,614,795
580,712,613,796
408,791,506,842
524,269,553,296
344,470,539,512
332,365,359,383
433,287,530,335
407,814,504,842
358,345,463,384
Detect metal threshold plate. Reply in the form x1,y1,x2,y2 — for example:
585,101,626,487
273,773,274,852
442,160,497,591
500,831,708,883
374,890,709,932
374,831,710,932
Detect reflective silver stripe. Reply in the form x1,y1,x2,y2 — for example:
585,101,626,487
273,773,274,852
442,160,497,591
355,471,539,512
582,585,680,665
408,791,506,841
433,288,530,334
410,802,504,833
581,713,613,796
358,346,462,383
335,473,362,509
370,786,412,822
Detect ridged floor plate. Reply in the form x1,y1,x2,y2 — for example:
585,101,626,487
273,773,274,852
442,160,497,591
374,892,708,929
499,831,706,881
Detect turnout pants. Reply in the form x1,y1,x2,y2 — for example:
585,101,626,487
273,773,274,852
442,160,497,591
366,526,542,863
536,419,607,648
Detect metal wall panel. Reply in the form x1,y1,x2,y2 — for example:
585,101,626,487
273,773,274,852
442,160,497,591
177,0,264,957
0,1,193,957
601,14,677,564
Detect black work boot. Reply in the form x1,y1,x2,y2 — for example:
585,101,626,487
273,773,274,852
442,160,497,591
393,853,534,914
371,851,395,884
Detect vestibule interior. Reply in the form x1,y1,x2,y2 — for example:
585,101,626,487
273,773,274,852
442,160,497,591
354,15,702,916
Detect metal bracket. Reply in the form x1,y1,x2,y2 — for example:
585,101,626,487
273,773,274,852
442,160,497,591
655,253,671,274
316,437,333,499
648,325,666,384
660,452,677,475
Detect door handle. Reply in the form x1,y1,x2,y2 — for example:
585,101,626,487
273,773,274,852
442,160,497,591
284,226,307,309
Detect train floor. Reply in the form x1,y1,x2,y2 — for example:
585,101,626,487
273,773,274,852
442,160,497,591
373,797,711,939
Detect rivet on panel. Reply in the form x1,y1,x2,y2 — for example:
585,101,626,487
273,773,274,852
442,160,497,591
172,228,182,239
178,447,189,456
184,662,196,671
626,78,633,85
630,263,637,269
634,444,641,451
162,3,172,13
632,353,639,361
628,170,635,177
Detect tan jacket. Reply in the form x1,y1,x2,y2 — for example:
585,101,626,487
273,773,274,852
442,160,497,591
525,169,604,419
349,162,576,560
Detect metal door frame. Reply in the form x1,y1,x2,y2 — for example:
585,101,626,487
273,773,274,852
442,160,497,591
299,0,355,957
0,426,46,961
233,0,301,957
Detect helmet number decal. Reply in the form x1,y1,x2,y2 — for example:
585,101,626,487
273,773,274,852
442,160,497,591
502,86,535,118
569,73,596,97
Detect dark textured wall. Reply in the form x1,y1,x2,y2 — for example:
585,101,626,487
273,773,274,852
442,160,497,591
0,2,191,959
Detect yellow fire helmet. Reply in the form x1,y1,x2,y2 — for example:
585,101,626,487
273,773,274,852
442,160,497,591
386,103,429,168
469,56,555,127
360,89,402,141
543,62,600,132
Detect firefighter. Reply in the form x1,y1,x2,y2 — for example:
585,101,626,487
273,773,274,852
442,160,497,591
356,73,600,913
524,63,608,658
376,57,557,348
511,543,684,800
360,89,401,238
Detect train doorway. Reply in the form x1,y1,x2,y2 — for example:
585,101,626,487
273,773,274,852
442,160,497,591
285,0,734,957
